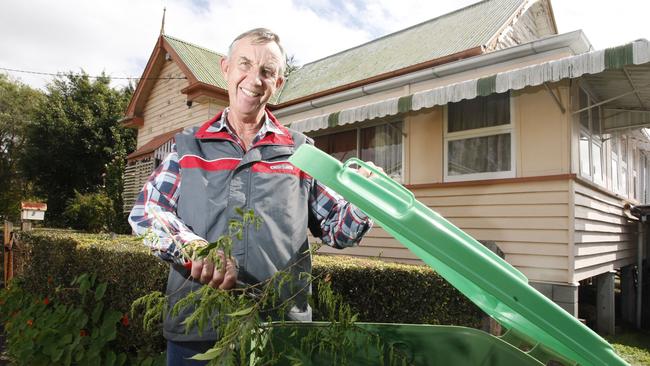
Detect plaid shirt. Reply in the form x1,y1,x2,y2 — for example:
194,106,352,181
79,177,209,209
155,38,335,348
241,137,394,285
128,109,372,265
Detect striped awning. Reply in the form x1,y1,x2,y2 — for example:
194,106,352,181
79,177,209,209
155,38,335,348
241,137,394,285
287,39,650,133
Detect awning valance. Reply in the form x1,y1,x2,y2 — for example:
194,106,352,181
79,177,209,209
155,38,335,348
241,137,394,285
287,39,650,134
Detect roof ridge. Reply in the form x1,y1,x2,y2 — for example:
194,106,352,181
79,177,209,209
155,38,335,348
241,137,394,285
299,0,522,68
163,34,226,57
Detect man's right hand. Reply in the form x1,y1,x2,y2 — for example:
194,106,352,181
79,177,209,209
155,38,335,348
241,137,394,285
186,241,238,290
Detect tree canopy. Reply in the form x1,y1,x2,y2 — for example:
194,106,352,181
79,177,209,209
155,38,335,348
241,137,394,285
0,74,44,220
20,72,135,225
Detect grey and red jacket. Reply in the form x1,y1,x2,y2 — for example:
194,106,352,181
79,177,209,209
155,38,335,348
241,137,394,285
165,110,321,342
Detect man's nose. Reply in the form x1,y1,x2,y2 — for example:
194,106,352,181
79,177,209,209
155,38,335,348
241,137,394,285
245,69,263,86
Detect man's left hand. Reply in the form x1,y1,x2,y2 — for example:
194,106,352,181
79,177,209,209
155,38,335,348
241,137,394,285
357,161,385,179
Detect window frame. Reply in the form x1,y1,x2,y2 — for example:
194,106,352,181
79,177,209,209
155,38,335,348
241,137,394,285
577,87,605,186
443,92,516,182
309,117,405,182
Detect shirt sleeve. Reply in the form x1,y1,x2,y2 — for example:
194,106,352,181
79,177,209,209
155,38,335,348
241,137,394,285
128,149,205,265
309,179,373,248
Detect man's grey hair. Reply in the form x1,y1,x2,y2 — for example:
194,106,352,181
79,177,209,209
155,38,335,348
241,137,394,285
228,28,286,75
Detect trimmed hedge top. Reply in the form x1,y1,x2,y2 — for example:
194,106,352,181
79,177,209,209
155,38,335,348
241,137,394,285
12,229,483,353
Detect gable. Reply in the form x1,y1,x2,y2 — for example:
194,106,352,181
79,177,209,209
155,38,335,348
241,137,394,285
488,0,558,51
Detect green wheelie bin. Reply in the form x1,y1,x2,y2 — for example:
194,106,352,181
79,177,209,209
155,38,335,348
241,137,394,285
285,144,629,366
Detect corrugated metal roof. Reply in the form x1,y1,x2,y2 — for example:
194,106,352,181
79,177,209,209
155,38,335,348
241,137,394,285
275,0,525,103
164,35,226,88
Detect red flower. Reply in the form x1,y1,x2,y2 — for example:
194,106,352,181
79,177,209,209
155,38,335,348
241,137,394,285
43,297,50,305
26,319,33,327
47,276,53,284
120,313,129,327
80,329,88,337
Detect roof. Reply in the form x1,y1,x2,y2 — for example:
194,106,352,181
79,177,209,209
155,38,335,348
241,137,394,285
288,39,650,133
274,0,526,104
126,128,183,160
153,0,527,106
21,202,47,211
163,35,226,88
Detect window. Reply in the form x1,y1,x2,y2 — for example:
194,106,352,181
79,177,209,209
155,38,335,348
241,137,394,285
313,121,403,181
610,134,631,196
577,88,604,185
444,92,514,181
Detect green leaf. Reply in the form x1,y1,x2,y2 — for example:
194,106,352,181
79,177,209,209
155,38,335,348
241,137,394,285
104,351,116,366
115,353,127,366
227,306,254,317
92,302,104,324
94,282,107,301
190,346,222,361
53,349,67,362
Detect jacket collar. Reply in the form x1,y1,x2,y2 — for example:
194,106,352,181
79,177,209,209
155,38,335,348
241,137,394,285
195,108,294,147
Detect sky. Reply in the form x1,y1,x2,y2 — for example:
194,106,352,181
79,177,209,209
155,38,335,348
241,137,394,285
1,0,649,90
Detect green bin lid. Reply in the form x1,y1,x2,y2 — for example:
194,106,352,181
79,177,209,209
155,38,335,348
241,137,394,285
289,144,628,366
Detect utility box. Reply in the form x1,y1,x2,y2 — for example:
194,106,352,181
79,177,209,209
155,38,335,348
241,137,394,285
21,201,47,221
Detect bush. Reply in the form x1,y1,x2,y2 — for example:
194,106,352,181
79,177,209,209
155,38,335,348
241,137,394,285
13,230,168,359
63,191,114,233
11,230,482,356
312,256,482,327
0,274,129,365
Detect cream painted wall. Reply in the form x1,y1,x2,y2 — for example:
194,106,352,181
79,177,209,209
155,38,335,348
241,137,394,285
406,108,443,185
516,82,571,177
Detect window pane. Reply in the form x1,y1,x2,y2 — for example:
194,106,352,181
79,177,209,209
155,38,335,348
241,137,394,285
592,143,603,183
580,134,591,177
592,107,601,135
314,130,357,161
361,122,403,180
579,89,589,130
612,157,619,192
448,133,511,176
448,93,510,132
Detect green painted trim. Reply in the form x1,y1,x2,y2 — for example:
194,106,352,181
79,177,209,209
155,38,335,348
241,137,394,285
605,43,634,70
328,112,340,128
477,75,497,97
398,95,414,114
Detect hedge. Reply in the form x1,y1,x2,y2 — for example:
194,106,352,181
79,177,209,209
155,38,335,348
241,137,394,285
11,230,482,351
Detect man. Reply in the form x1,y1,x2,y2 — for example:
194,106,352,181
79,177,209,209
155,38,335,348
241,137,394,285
129,28,379,365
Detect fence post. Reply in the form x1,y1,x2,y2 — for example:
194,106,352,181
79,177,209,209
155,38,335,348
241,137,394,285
3,220,14,287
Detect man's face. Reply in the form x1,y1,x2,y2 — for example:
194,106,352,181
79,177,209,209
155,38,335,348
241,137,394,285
221,37,284,121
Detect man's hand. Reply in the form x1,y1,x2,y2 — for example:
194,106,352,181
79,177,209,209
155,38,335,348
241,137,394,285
357,161,385,179
186,241,238,290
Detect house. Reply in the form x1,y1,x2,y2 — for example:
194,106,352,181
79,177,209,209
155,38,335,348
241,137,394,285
121,0,650,331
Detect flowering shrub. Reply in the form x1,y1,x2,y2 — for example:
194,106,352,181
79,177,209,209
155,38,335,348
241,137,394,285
0,274,127,365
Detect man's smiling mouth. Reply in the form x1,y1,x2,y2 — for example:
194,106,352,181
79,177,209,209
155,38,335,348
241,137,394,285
240,87,261,97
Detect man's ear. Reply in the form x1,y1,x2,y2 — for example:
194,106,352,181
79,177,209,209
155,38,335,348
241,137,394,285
275,75,285,89
220,57,229,76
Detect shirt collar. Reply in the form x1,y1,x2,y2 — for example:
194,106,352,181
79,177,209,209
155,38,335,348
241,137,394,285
205,108,284,137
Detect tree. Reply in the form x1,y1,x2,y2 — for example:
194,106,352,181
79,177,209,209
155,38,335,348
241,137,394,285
21,72,135,227
284,54,300,78
0,74,44,221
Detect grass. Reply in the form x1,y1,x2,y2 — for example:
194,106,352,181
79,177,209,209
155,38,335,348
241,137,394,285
607,328,650,365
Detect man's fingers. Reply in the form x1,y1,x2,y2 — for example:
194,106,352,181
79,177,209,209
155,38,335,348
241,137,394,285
200,260,215,284
358,161,385,179
190,259,204,280
219,259,238,290
208,251,227,289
